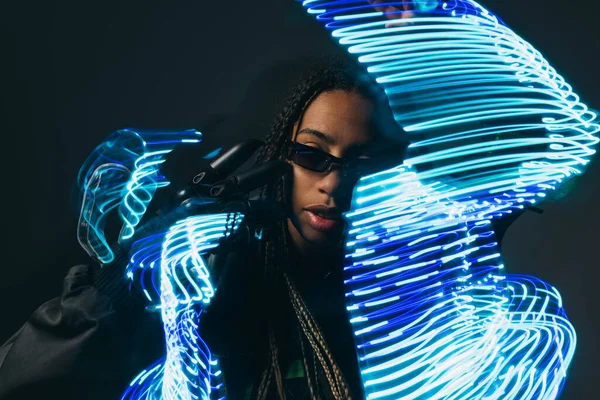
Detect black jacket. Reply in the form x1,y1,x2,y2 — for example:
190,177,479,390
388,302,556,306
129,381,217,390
0,233,363,399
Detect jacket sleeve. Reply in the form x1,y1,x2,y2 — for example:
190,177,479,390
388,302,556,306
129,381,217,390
0,248,159,400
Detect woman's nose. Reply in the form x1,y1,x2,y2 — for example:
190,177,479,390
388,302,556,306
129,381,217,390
317,166,355,200
318,166,342,196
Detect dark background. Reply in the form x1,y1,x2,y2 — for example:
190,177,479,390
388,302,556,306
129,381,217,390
1,1,598,398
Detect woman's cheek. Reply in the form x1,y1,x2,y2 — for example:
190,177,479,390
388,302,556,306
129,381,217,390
291,166,314,211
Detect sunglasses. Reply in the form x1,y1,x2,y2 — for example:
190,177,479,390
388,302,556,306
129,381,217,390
287,142,381,176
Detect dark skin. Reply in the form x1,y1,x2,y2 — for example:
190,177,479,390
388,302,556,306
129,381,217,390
286,90,380,259
275,91,381,398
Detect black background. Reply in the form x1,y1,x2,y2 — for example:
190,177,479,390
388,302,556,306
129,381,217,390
1,1,599,398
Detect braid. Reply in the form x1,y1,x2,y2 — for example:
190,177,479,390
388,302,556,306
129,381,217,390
256,354,273,400
252,58,387,399
298,324,318,400
284,270,352,399
269,327,286,399
255,234,287,399
254,57,383,167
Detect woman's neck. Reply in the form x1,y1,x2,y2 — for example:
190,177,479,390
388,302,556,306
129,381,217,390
286,229,343,287
286,218,343,260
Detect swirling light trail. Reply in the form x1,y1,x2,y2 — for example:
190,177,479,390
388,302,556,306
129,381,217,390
76,129,236,399
76,1,597,398
77,129,202,264
297,1,596,399
121,213,243,399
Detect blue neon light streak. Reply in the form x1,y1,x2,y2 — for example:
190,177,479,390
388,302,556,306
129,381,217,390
77,128,241,398
76,129,202,264
78,1,597,397
297,1,596,399
122,213,243,399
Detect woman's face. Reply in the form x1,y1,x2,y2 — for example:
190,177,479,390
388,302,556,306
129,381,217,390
286,90,379,256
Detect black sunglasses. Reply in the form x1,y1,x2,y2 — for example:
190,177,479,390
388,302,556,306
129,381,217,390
287,142,381,176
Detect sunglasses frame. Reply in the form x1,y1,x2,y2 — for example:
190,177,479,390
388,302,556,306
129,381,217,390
286,141,378,176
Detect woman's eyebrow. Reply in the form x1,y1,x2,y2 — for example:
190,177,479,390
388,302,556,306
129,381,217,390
296,128,335,145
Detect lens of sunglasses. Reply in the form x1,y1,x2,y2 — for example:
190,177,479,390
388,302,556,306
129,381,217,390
288,142,390,177
288,144,331,172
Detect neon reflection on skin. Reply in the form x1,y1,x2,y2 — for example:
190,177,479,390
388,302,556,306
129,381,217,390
298,1,598,399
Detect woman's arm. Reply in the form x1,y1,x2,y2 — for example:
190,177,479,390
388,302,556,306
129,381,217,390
0,252,161,400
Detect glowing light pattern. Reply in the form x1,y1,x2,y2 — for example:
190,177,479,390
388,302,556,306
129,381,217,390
77,129,237,398
298,1,597,398
122,213,243,400
344,167,576,399
77,129,202,264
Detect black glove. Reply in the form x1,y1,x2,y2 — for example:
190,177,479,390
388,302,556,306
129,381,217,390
93,139,291,310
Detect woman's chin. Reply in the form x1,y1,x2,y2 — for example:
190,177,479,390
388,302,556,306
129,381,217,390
288,217,345,255
302,225,344,249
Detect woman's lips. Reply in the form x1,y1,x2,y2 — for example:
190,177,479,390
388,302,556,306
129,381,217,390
305,210,341,232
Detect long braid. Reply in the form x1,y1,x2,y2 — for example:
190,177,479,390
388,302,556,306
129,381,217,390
255,239,274,400
297,324,318,400
284,270,352,399
269,327,286,399
255,235,287,400
256,353,273,400
313,339,320,395
252,58,400,399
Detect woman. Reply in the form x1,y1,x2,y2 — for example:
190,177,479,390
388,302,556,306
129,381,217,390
0,58,407,399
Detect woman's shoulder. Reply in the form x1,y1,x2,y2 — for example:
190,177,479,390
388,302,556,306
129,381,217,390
207,221,262,276
200,231,264,354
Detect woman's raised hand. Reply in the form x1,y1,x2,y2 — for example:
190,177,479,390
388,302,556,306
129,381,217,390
367,1,439,27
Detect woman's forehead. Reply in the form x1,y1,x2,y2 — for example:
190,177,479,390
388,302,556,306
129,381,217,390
295,90,377,148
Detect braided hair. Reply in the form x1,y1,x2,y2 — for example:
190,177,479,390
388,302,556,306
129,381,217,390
251,58,405,399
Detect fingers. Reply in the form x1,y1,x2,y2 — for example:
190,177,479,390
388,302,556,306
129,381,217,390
367,1,418,28
367,0,403,14
367,0,396,13
208,139,265,182
210,161,292,198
